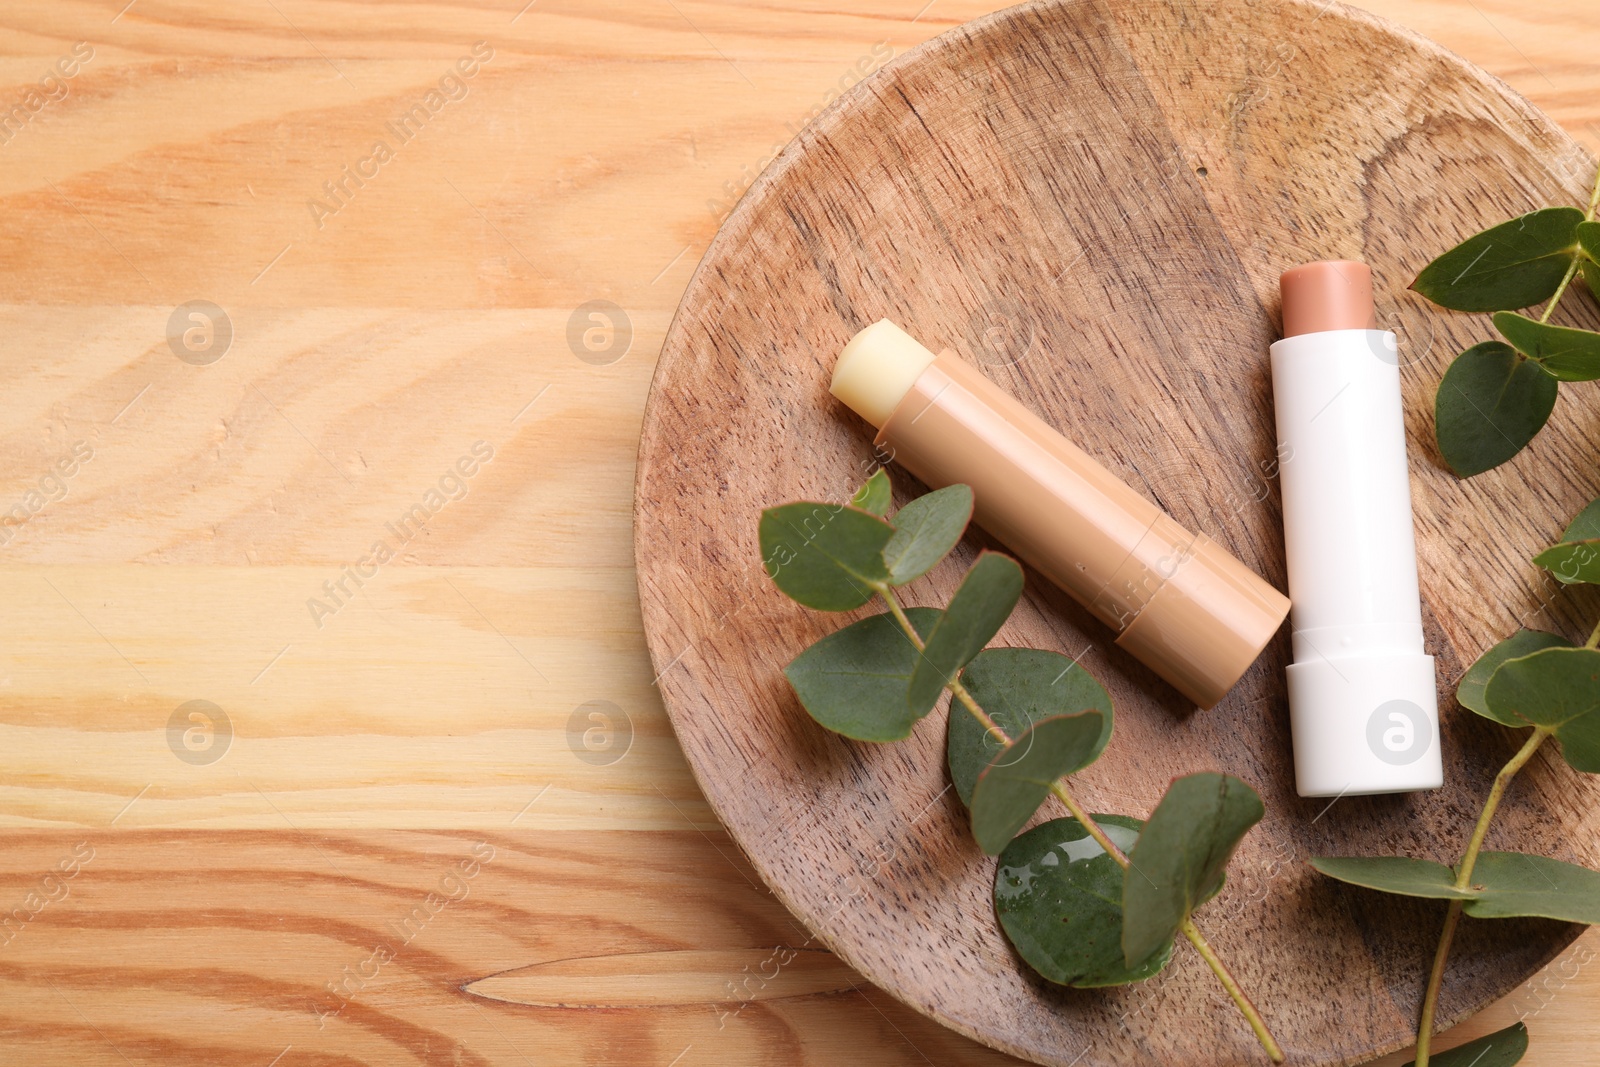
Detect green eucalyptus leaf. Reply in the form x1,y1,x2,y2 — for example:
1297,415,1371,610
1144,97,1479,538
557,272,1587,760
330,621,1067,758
783,608,942,742
1312,851,1600,927
1532,496,1600,584
1579,220,1600,267
850,469,892,516
759,502,893,611
949,648,1113,807
1464,852,1600,923
1485,646,1600,772
1583,221,1600,301
971,711,1107,855
1557,716,1600,775
1484,645,1600,727
1558,495,1600,543
1411,207,1583,312
1121,773,1264,966
995,815,1172,988
1494,311,1600,381
1402,1022,1527,1067
1309,856,1475,899
1457,629,1574,723
1532,540,1600,584
1434,341,1558,477
1478,643,1600,726
907,551,1024,715
883,484,974,586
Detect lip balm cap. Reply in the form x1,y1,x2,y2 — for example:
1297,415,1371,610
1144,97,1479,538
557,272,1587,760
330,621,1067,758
1280,260,1379,338
831,320,937,428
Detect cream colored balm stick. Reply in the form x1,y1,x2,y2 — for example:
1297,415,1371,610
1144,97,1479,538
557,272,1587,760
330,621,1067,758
831,320,1290,709
1270,261,1441,797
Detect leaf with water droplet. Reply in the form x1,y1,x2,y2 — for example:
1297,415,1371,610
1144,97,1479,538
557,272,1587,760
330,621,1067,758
994,815,1172,988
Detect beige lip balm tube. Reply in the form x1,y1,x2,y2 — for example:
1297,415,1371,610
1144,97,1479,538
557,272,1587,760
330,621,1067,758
831,320,1290,709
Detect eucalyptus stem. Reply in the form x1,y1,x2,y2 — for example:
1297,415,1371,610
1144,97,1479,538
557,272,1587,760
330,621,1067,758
1180,917,1285,1063
1047,764,1283,1062
1538,165,1600,324
1414,727,1552,1067
874,583,1284,1063
1046,778,1130,866
1539,258,1582,324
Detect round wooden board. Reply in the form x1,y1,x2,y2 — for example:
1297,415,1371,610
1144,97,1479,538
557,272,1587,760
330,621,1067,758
634,1,1600,1064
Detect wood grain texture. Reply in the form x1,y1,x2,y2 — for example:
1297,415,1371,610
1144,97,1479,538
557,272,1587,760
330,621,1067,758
635,0,1600,1064
0,830,1022,1066
0,0,1594,1063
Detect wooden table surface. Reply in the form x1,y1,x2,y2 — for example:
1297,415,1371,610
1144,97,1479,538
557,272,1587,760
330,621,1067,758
0,2,1594,1064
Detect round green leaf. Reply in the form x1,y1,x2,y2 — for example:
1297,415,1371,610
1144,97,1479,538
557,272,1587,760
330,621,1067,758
1482,646,1600,726
907,551,1023,715
1456,629,1572,723
1410,207,1583,312
1310,855,1475,899
1434,341,1558,478
1464,852,1600,923
850,469,893,516
995,815,1172,988
970,711,1106,855
882,484,973,586
783,608,941,742
1494,311,1600,381
759,501,893,611
1121,773,1263,966
1402,1022,1527,1067
949,648,1113,807
1484,646,1600,772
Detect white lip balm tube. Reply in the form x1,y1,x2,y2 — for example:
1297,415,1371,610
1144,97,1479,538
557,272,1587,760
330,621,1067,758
1270,260,1441,797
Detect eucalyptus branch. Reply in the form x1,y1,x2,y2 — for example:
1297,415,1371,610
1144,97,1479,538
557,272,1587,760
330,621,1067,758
1538,162,1600,324
1421,163,1600,476
875,582,1284,1063
1180,918,1284,1063
1414,727,1552,1067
